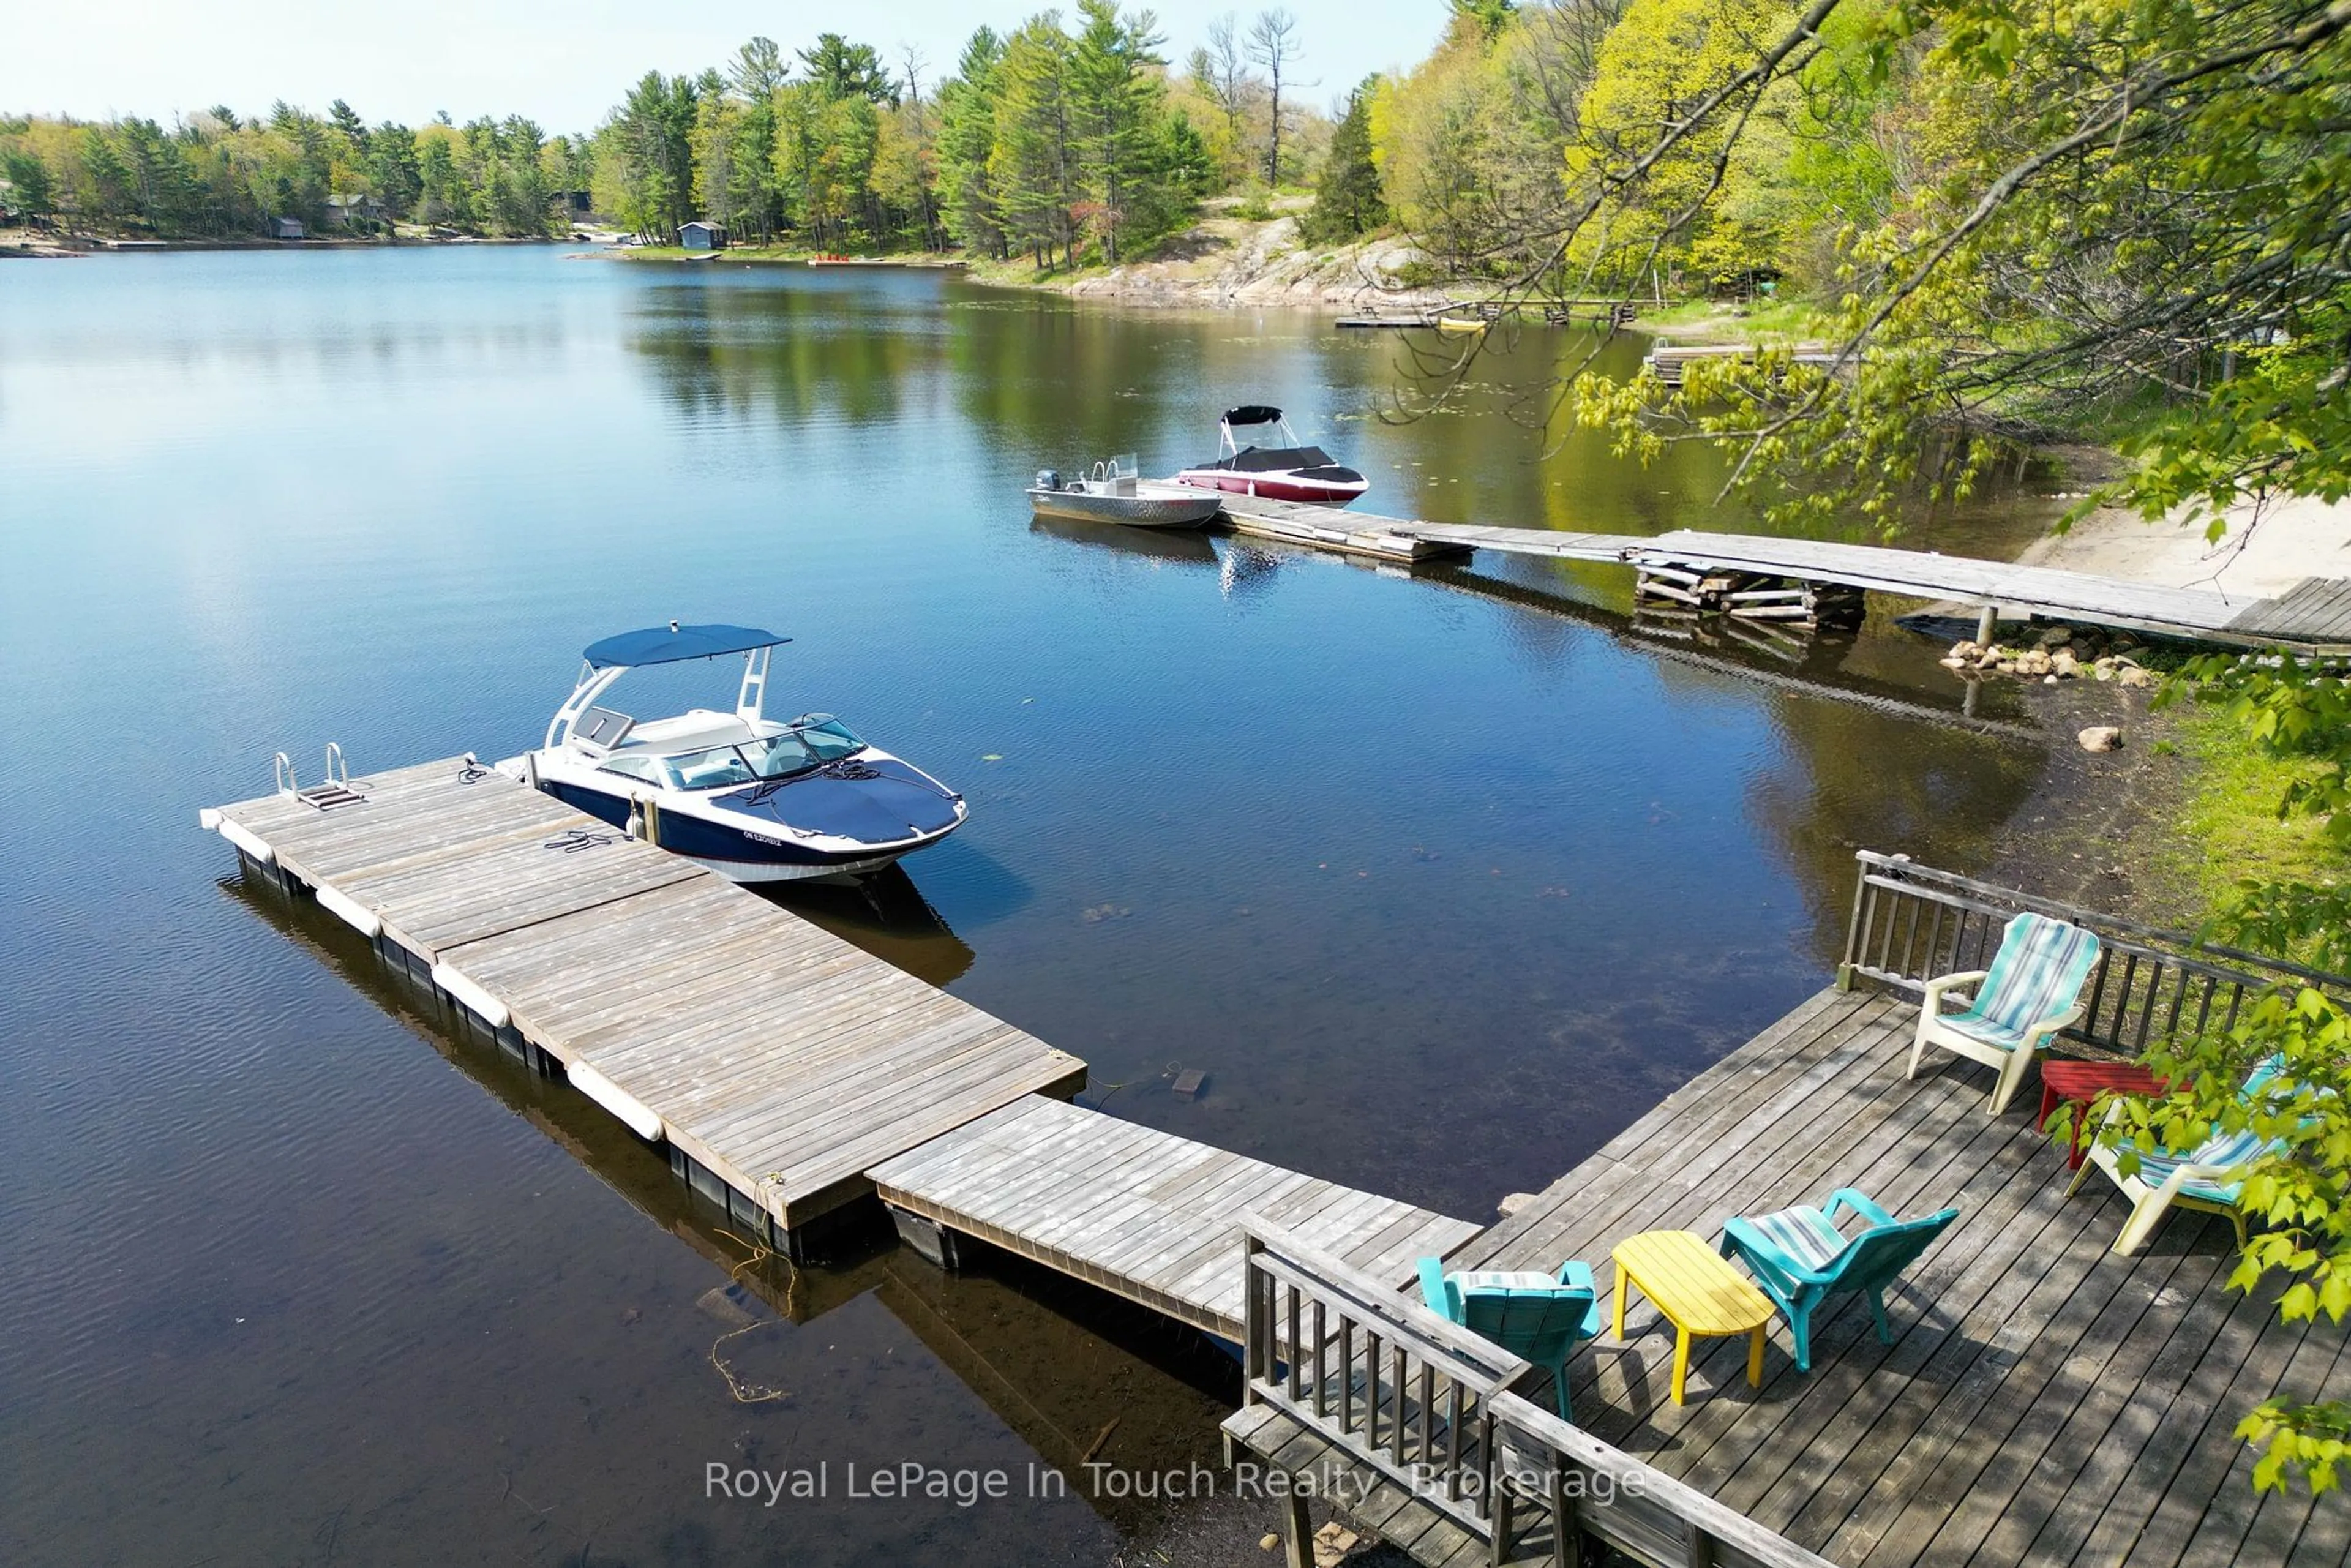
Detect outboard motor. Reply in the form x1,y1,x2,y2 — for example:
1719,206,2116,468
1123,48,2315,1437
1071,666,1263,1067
1035,469,1061,492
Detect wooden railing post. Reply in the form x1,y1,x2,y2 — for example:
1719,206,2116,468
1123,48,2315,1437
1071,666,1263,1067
1553,1454,1580,1568
1242,1231,1268,1398
1837,849,1881,990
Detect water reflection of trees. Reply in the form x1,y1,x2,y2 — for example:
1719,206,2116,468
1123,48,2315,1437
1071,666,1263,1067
626,273,943,427
628,274,2058,564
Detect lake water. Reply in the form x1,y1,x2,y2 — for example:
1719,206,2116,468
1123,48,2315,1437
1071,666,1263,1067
0,247,2057,1564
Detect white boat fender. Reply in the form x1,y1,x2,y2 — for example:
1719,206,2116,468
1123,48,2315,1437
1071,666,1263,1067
430,962,511,1029
315,885,382,939
217,818,276,866
568,1063,663,1140
197,808,222,831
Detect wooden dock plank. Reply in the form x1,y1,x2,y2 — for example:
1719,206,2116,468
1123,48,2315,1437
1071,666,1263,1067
870,1095,1480,1339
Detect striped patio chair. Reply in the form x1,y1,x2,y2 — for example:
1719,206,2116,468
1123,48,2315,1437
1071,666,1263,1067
1719,1188,1959,1371
2068,1058,2287,1255
1909,910,2102,1114
1417,1258,1602,1420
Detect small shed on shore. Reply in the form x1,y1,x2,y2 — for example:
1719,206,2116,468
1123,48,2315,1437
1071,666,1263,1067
271,216,305,241
678,220,724,251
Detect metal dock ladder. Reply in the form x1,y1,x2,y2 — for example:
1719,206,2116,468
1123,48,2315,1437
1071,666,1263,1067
276,743,369,811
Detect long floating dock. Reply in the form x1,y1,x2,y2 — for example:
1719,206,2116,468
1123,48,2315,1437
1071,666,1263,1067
871,1094,1479,1340
206,757,1086,1245
1204,496,2351,648
204,755,1476,1298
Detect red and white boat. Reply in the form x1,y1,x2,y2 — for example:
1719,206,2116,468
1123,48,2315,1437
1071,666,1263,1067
1173,406,1369,506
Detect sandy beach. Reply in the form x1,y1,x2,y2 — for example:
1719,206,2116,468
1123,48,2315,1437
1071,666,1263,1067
2021,490,2351,602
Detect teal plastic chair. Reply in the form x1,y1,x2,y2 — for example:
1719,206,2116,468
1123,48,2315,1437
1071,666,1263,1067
1417,1257,1603,1419
1718,1188,1959,1371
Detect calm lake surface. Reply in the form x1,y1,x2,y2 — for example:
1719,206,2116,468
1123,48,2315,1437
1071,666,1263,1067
0,247,2058,1565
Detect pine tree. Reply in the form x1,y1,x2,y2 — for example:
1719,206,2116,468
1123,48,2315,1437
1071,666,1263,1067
1066,0,1164,263
1302,77,1386,242
991,17,1078,268
937,28,1009,258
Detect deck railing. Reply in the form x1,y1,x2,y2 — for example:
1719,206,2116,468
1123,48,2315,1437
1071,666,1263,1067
1839,850,2349,1056
1238,1218,1834,1568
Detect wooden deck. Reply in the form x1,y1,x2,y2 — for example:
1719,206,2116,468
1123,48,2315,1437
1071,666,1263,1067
1452,986,2350,1568
869,1093,1481,1341
1202,498,2351,649
207,757,1086,1235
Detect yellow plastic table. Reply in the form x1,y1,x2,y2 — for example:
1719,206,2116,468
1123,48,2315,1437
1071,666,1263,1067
1610,1229,1775,1404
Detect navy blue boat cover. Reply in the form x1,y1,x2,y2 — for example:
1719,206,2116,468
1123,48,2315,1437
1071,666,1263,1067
583,623,790,669
721,759,962,844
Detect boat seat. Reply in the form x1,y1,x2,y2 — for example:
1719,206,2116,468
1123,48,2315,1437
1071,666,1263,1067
625,710,760,752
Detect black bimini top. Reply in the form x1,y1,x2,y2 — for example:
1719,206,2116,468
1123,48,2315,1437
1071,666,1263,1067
583,623,791,670
1223,405,1284,426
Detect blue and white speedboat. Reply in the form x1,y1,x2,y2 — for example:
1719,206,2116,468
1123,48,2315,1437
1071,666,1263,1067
498,623,967,883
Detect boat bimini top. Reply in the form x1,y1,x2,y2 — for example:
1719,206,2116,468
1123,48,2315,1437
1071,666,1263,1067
1204,406,1348,477
546,621,791,752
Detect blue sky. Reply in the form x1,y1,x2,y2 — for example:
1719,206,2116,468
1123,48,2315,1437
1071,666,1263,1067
4,0,1445,132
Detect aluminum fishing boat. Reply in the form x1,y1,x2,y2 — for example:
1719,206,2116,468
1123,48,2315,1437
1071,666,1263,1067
497,623,966,883
1028,455,1224,528
1172,406,1368,505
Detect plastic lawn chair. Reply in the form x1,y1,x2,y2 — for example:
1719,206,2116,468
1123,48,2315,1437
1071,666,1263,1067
1719,1188,1959,1371
2069,1056,2288,1254
1910,911,2102,1114
1417,1257,1602,1420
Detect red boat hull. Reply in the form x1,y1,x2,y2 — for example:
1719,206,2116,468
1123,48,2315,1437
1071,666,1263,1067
1173,469,1369,506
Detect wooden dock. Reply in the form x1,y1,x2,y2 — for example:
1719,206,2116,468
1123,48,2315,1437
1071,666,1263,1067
1202,498,2351,648
1448,984,2348,1567
1204,493,1474,563
869,1093,1480,1341
205,756,1086,1247
1644,343,1842,386
1335,301,1638,330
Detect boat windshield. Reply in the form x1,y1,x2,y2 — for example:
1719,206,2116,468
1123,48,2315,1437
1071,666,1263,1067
658,718,865,790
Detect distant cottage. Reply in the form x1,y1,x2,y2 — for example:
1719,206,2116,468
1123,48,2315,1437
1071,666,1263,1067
324,193,384,227
678,220,724,252
271,216,305,241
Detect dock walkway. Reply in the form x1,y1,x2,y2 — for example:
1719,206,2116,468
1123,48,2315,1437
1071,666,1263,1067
1204,495,2351,648
205,755,1476,1299
871,1093,1479,1340
1453,985,2349,1567
207,757,1086,1243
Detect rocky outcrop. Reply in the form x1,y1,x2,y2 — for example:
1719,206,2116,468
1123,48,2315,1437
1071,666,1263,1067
1054,203,1446,310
